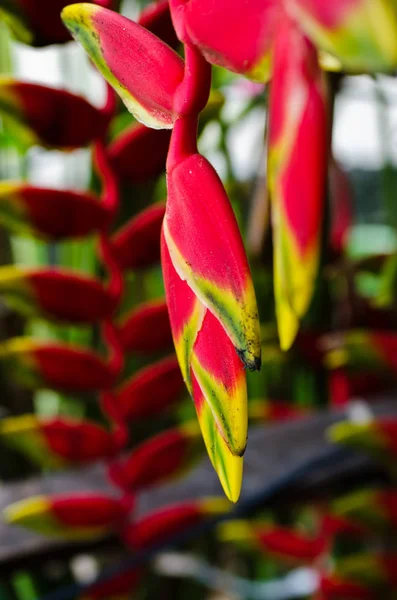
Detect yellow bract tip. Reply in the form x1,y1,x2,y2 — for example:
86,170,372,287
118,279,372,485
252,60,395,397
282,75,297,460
3,496,50,525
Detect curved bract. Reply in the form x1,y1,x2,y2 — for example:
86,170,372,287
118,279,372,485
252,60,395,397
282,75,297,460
0,78,109,148
0,181,108,239
169,0,281,82
61,3,185,128
268,16,328,350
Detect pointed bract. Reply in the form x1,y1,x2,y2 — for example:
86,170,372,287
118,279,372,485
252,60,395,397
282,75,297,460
117,355,185,420
119,299,172,355
123,497,231,549
0,266,115,323
3,494,129,540
0,78,109,148
0,338,115,392
0,181,108,240
109,124,170,183
61,4,185,128
108,422,202,491
268,17,328,350
112,204,165,271
0,415,117,468
162,233,245,501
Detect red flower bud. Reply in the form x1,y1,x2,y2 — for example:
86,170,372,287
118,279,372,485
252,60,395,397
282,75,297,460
0,78,109,148
117,355,185,420
0,415,117,468
123,498,230,549
0,181,108,240
3,493,131,540
0,267,115,323
112,204,165,271
0,338,115,392
119,299,172,355
108,422,201,491
109,124,171,183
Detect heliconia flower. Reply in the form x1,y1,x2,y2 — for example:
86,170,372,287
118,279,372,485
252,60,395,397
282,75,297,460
323,330,397,375
1,0,119,46
328,418,397,462
61,4,185,129
169,0,281,82
138,0,179,50
0,338,115,392
267,15,328,350
319,574,376,600
0,414,118,468
108,421,203,491
163,150,261,371
111,204,165,271
123,497,231,549
0,266,115,323
116,355,185,420
108,124,171,183
118,299,172,355
3,493,131,540
0,181,108,240
0,78,109,148
161,235,245,502
287,0,397,73
332,488,397,532
219,520,327,565
79,569,142,600
329,158,353,257
248,398,308,422
335,553,397,589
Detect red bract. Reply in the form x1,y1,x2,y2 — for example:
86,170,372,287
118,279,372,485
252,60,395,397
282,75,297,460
109,124,171,183
0,267,115,323
0,415,117,468
319,574,376,600
123,498,230,549
62,4,185,128
0,338,115,392
108,422,201,491
117,355,185,420
169,0,281,81
256,526,327,564
3,493,131,539
81,569,142,600
138,0,179,50
112,204,165,271
0,78,109,148
162,233,245,502
119,299,172,355
0,181,108,240
268,14,328,350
